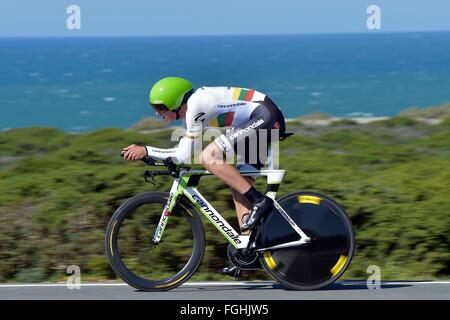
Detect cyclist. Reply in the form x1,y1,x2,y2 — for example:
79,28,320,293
123,77,287,276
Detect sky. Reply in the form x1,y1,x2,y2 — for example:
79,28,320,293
1,0,450,37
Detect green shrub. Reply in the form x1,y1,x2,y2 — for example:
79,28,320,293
373,117,419,127
0,124,449,282
130,117,167,131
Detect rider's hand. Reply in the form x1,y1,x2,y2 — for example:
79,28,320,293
122,144,147,161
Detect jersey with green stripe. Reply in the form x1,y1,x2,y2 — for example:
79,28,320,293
186,86,266,131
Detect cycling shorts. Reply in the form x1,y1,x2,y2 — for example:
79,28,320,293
215,96,286,169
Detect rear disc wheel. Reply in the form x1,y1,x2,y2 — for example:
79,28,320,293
258,191,355,290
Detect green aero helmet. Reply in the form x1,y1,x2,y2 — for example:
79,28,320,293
149,77,193,111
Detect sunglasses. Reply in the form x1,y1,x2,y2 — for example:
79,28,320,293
151,104,169,113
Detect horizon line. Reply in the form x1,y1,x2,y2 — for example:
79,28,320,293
1,29,450,39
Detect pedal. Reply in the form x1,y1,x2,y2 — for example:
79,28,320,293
222,265,243,279
233,268,242,279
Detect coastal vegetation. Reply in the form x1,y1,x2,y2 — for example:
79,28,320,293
0,107,449,282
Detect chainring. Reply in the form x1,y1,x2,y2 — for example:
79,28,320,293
227,243,260,270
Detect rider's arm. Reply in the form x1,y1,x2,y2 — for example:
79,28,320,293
145,132,201,164
145,91,209,164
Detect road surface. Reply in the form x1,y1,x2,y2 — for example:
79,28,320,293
0,280,449,300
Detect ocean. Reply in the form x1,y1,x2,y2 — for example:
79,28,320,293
1,32,450,131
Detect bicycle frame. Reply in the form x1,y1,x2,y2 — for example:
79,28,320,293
152,166,311,251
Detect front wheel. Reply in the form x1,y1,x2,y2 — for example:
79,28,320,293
258,191,355,290
105,192,205,291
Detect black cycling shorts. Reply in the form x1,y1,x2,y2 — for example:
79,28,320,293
215,96,286,169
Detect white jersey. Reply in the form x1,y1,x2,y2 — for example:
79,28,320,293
145,86,267,164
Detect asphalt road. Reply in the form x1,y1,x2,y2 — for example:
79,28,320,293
0,280,449,300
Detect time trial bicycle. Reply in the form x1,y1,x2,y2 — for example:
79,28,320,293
105,149,355,291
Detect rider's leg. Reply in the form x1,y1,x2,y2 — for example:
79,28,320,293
225,178,263,275
200,142,273,232
201,100,286,231
199,142,252,194
230,177,254,233
199,142,269,218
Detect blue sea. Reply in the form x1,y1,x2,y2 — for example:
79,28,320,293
1,32,450,131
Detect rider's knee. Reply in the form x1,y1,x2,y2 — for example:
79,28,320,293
199,145,221,167
198,149,211,167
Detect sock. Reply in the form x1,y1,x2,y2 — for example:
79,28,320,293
243,186,265,206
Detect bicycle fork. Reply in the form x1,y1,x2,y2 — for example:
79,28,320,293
152,181,180,244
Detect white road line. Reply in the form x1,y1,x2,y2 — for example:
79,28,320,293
342,281,450,285
0,283,128,288
0,281,448,288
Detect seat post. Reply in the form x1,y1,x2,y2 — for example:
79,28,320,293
267,144,274,170
267,141,279,170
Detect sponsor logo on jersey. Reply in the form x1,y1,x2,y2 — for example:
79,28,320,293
229,119,265,140
151,149,175,154
217,102,246,108
216,136,231,152
194,112,206,124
